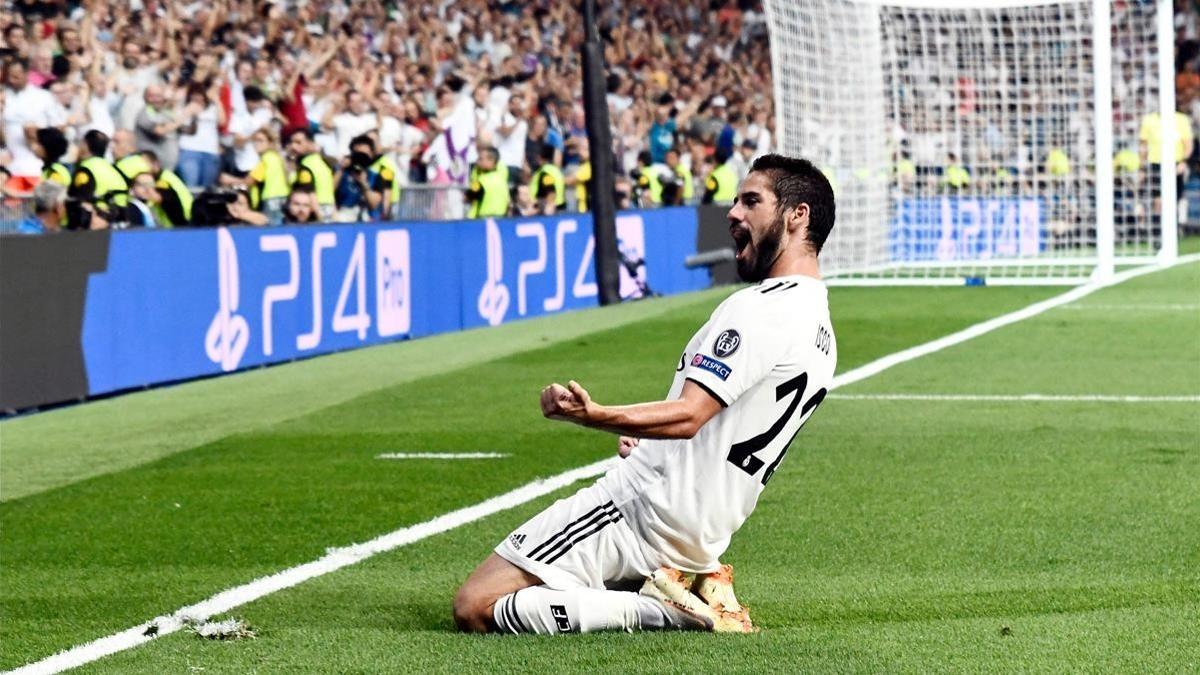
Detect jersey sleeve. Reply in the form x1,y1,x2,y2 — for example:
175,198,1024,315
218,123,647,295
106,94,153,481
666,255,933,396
683,293,788,407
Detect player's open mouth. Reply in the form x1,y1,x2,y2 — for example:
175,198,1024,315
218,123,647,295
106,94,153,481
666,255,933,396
730,228,751,260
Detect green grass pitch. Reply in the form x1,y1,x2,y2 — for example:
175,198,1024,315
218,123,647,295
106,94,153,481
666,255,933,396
1,252,1197,673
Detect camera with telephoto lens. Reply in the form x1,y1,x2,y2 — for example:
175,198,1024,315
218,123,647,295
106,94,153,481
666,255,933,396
65,198,93,231
191,190,239,226
347,151,372,175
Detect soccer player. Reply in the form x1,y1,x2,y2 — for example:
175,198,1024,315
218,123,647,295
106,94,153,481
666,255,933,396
453,154,838,634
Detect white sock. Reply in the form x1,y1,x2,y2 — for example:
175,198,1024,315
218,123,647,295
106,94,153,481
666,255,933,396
493,586,672,634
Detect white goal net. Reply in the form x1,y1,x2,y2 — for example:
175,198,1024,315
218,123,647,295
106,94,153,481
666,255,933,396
764,0,1178,284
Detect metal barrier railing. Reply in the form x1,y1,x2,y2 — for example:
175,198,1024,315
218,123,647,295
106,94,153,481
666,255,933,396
0,198,35,233
0,185,471,232
394,184,468,221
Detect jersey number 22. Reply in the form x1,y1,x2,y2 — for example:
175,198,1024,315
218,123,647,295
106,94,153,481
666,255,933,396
727,372,826,485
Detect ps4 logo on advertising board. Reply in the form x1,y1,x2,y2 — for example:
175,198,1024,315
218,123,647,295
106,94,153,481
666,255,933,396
475,215,646,326
204,226,411,373
477,219,511,326
205,228,249,372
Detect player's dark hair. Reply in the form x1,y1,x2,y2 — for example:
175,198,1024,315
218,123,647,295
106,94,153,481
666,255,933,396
83,129,109,159
750,154,836,255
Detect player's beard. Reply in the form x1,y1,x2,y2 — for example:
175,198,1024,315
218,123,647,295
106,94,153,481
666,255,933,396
735,213,786,283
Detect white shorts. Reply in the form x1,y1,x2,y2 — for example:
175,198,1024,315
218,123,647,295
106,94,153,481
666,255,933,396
495,483,656,590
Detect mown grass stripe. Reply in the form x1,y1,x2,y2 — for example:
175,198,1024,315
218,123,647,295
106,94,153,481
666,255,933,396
10,255,1198,673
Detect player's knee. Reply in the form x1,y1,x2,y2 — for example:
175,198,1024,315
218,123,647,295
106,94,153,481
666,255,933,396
452,584,493,634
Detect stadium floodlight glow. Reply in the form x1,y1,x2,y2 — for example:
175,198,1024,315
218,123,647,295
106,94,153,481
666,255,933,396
764,0,1176,285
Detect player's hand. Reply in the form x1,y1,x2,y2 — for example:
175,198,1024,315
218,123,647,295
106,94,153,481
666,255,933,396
540,380,592,423
617,436,639,458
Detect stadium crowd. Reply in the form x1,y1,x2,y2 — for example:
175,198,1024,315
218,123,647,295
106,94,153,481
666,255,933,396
0,0,774,232
3,1,1199,235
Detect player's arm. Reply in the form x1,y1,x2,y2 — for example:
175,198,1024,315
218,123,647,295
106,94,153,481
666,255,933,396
540,380,722,440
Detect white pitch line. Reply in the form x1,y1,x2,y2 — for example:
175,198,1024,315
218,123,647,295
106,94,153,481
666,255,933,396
830,253,1200,392
10,253,1199,675
829,393,1200,403
376,452,510,460
1057,303,1200,312
7,458,618,675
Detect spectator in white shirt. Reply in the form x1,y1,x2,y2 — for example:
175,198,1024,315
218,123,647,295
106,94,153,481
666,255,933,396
82,72,117,140
112,41,161,131
325,90,378,162
492,93,529,181
177,82,227,189
226,86,276,177
2,58,60,184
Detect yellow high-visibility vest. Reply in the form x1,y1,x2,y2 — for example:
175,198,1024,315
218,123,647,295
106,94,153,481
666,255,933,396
529,163,565,207
469,164,511,218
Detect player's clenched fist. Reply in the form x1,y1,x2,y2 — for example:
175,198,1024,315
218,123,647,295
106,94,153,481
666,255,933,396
540,380,592,422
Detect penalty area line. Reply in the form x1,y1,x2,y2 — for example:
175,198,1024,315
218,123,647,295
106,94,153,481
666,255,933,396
829,393,1200,403
376,452,511,460
10,253,1198,675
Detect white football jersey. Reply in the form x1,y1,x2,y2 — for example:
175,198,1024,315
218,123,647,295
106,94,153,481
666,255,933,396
598,275,837,572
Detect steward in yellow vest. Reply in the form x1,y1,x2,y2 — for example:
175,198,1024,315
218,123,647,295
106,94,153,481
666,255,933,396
702,149,738,205
116,153,152,184
34,127,71,186
942,153,970,190
242,128,290,224
467,146,511,218
529,144,565,214
663,148,693,205
1114,148,1140,174
138,150,194,226
633,151,662,206
286,128,334,219
573,160,591,213
369,154,401,219
70,130,130,225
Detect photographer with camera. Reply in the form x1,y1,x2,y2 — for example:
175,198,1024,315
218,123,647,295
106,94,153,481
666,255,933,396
226,190,269,227
190,188,268,227
333,135,386,222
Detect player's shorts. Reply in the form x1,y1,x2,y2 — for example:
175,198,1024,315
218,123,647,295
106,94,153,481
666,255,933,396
495,483,656,590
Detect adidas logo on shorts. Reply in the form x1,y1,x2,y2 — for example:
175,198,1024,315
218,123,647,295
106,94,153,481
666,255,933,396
508,533,526,550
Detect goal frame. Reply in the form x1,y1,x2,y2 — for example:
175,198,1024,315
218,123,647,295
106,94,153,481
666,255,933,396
763,0,1179,286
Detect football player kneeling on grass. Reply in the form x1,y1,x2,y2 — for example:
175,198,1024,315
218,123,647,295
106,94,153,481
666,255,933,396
454,155,838,634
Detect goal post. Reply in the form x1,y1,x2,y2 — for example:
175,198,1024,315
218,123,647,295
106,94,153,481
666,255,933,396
763,0,1176,285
